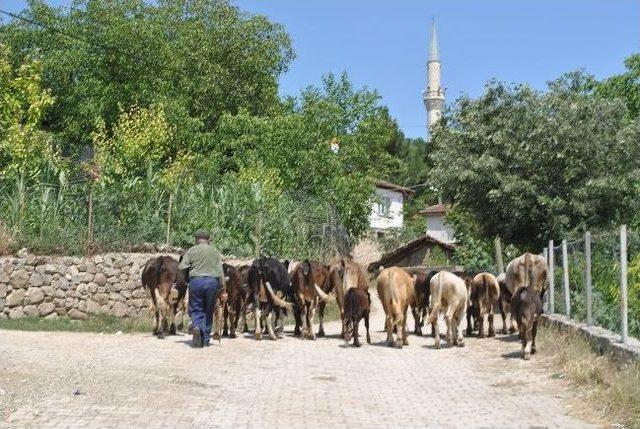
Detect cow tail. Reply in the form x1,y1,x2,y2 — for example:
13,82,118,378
524,253,532,289
425,273,442,326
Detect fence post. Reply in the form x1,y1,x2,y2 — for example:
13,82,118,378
86,188,94,251
620,225,628,344
494,237,504,274
562,239,570,317
166,192,173,246
543,247,549,312
585,231,593,326
548,240,555,314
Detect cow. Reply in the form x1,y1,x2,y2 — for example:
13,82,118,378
343,287,371,347
496,272,515,334
407,269,437,336
511,253,543,359
141,255,188,339
221,263,249,338
328,256,370,338
468,272,501,338
247,257,294,341
504,252,548,298
425,271,468,349
453,270,477,335
291,260,333,340
377,266,416,348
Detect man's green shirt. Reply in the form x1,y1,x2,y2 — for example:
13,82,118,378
178,242,224,278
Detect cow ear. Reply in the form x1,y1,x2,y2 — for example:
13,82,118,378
412,274,417,284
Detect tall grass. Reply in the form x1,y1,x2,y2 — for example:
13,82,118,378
0,176,351,259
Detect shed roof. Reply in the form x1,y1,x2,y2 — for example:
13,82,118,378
367,234,455,273
418,203,450,215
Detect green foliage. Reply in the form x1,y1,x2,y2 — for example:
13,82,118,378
0,44,57,180
430,70,640,248
445,205,495,273
0,0,294,154
593,53,640,119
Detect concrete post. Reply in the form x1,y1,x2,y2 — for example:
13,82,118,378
620,225,628,344
562,239,570,317
548,240,555,314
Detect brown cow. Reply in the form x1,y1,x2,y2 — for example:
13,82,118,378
496,272,515,334
141,256,188,339
505,252,548,297
221,263,248,338
425,271,468,349
468,272,500,338
343,287,371,347
328,256,370,338
511,253,543,359
377,266,416,348
406,269,437,336
292,260,333,340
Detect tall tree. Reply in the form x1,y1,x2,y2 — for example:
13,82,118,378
430,71,640,248
0,0,294,155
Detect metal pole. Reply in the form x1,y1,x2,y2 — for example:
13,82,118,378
166,193,173,246
620,225,628,343
562,239,570,317
585,231,592,326
494,237,504,274
548,240,555,314
543,248,549,312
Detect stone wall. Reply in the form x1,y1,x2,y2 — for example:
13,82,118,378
0,252,179,321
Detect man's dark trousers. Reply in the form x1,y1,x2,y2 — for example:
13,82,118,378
188,276,219,345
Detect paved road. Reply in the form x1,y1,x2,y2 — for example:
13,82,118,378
1,295,599,429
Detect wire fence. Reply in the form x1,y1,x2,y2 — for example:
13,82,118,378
0,177,354,261
541,226,640,343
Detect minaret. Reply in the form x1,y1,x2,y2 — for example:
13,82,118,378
423,18,445,135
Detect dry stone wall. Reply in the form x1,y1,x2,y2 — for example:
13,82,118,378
0,252,180,321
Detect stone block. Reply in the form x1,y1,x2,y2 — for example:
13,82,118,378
38,301,55,316
25,287,45,304
93,293,109,306
8,307,24,319
86,300,101,315
94,273,107,286
29,273,44,287
9,271,29,288
23,305,38,317
44,312,58,320
6,289,25,307
67,308,88,320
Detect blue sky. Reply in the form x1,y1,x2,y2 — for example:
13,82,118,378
3,0,639,138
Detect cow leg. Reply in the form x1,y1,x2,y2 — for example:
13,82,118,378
510,314,518,334
293,301,302,337
466,307,473,336
317,301,326,337
499,299,508,335
478,312,485,338
153,308,160,336
412,304,422,336
254,301,262,341
364,310,371,344
307,303,316,341
520,320,530,360
402,306,409,346
531,318,538,355
353,316,361,347
265,310,277,341
488,313,495,337
444,309,454,345
385,315,394,346
222,303,229,337
456,307,465,347
433,317,441,349
275,309,284,339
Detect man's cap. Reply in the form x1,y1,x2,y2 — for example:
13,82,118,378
195,229,210,240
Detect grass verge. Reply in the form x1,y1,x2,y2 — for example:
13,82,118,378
0,314,154,333
537,326,640,428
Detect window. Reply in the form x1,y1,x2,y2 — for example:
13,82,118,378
377,196,391,217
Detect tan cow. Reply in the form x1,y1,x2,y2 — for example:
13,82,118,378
328,256,369,338
376,267,416,349
425,271,468,349
504,252,548,296
469,272,500,338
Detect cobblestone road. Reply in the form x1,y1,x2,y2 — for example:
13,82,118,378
1,295,599,429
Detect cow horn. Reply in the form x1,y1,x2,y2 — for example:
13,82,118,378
314,284,335,302
264,281,293,310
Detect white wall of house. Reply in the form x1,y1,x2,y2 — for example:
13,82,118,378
370,188,404,230
426,214,455,243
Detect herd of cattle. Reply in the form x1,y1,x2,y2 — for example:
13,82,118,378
141,252,549,360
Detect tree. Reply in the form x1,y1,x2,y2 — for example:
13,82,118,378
0,0,294,155
429,71,640,248
0,43,57,180
593,53,640,119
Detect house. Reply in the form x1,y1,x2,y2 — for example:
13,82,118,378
419,203,455,244
367,234,457,273
369,180,413,235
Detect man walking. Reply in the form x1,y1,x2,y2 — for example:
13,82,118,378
179,230,225,347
